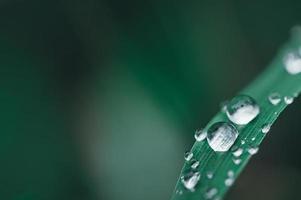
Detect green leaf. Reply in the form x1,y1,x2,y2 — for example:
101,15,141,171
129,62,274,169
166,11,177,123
171,28,301,200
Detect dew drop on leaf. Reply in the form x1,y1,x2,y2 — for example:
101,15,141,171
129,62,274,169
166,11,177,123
232,148,243,157
284,96,294,104
206,122,239,152
226,95,260,125
190,160,200,169
194,129,207,142
184,151,193,161
204,188,218,199
233,158,242,165
261,123,271,134
227,170,234,177
225,177,234,186
283,52,301,75
206,171,213,179
247,147,259,155
181,171,200,192
268,92,281,105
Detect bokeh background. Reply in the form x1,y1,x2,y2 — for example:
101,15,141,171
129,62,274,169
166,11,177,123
1,0,301,200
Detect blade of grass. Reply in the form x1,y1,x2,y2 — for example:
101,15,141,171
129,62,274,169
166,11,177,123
171,28,301,200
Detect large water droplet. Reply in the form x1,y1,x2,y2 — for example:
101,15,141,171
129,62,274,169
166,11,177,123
283,52,301,75
226,95,260,125
232,148,243,157
268,93,281,105
261,123,271,134
284,96,294,104
184,151,193,161
194,129,207,142
181,171,200,192
207,122,239,152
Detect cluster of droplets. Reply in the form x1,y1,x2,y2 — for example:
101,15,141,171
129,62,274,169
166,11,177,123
224,170,235,186
180,85,298,194
268,92,295,106
181,151,201,192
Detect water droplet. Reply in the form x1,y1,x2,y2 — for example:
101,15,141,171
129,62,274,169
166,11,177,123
241,140,246,145
220,101,229,112
232,148,243,157
284,96,294,104
184,151,193,161
204,188,218,199
261,123,271,134
226,95,260,125
251,137,256,141
233,158,242,165
225,177,234,186
247,147,259,155
207,122,239,152
175,190,183,195
194,129,207,142
181,171,200,192
283,52,301,75
206,171,213,179
227,170,234,177
191,160,200,169
268,93,281,105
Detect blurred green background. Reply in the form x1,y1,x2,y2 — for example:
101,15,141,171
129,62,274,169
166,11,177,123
1,0,301,200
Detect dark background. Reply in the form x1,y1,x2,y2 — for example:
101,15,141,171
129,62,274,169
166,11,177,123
0,1,300,200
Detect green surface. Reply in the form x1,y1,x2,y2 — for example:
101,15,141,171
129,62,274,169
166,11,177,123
171,30,301,200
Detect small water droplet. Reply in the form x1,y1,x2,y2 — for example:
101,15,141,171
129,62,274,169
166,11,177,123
268,93,281,105
207,122,239,152
175,190,183,195
206,171,213,179
283,52,301,75
220,101,229,112
191,160,200,169
247,147,259,155
227,170,234,177
251,137,256,141
241,140,246,145
225,177,234,186
261,123,271,134
181,171,200,192
232,148,243,157
284,96,294,104
226,95,260,125
194,129,207,142
184,151,193,161
204,188,218,199
233,158,242,165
